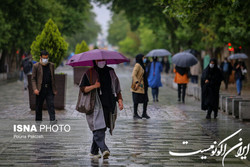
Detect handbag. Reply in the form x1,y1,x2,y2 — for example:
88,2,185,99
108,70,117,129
76,69,96,115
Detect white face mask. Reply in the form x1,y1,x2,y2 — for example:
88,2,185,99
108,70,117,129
209,63,214,68
97,61,106,68
41,58,49,65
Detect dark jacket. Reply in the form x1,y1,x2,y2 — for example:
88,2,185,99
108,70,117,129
201,65,223,110
234,62,246,80
220,62,232,74
31,62,57,94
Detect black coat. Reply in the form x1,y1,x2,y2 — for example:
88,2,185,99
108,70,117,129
201,66,223,110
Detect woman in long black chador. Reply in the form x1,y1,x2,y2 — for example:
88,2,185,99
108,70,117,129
201,58,223,119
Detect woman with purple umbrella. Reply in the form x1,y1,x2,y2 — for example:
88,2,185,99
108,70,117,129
79,59,123,159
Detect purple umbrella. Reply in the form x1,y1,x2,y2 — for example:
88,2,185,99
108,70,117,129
66,49,130,67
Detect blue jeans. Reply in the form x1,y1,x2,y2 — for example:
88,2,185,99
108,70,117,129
236,79,242,94
151,87,159,100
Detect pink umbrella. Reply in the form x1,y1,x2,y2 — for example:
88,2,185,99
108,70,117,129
66,49,130,67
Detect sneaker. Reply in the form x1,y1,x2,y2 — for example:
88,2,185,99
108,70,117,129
50,120,57,125
89,153,101,159
133,114,142,119
142,114,150,119
102,150,110,159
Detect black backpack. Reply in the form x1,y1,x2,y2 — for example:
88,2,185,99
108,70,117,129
23,59,32,74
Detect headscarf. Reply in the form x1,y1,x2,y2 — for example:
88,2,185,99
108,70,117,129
208,58,219,73
175,66,188,76
136,54,145,69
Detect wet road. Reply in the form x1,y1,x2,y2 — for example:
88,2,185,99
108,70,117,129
0,65,250,166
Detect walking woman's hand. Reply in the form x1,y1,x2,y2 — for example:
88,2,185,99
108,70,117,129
118,99,123,111
34,89,39,95
94,80,100,89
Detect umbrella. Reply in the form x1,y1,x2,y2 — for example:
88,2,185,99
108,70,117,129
228,53,248,60
184,49,200,57
146,49,171,57
172,52,198,67
66,49,130,67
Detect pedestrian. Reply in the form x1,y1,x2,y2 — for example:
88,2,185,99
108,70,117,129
147,57,163,102
79,59,123,159
190,61,201,84
165,58,170,74
220,57,232,90
31,50,57,123
21,52,33,90
131,54,150,119
234,59,247,96
174,66,189,103
201,58,223,119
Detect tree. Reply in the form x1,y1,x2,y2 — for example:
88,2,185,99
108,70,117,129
75,40,89,54
30,19,68,68
107,11,130,46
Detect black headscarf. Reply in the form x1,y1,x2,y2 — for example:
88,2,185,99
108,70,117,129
136,54,145,69
93,60,115,109
135,54,148,89
208,58,219,73
175,66,188,76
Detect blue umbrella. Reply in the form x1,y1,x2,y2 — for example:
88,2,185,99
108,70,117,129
228,53,248,60
146,49,171,57
172,52,198,67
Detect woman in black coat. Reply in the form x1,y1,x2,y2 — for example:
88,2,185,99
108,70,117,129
201,58,223,119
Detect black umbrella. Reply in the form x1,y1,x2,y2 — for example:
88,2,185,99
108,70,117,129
172,52,198,67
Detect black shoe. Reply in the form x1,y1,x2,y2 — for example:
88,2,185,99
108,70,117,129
178,98,181,102
206,115,211,119
133,114,142,119
50,119,57,125
156,99,159,102
142,114,150,119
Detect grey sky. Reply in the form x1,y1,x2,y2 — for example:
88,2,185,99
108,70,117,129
91,2,112,38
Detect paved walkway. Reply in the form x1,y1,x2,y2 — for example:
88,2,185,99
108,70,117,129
0,65,250,166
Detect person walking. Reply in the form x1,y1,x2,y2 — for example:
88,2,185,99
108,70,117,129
21,52,33,90
234,59,247,96
31,50,57,123
80,59,123,159
201,58,223,119
131,54,150,119
174,66,189,103
165,58,170,74
220,57,232,90
147,57,163,102
190,61,201,84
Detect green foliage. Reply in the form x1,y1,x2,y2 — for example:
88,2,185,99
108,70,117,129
75,40,89,54
108,11,130,45
118,32,140,57
30,19,68,68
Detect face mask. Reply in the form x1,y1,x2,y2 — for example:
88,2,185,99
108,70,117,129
143,59,147,63
209,63,214,68
41,58,48,65
97,61,106,68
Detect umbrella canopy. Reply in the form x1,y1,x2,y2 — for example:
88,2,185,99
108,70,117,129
184,49,200,57
228,53,248,60
66,49,130,67
146,49,171,57
172,52,198,67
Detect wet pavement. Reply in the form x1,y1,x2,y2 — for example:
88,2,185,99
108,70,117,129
0,65,250,166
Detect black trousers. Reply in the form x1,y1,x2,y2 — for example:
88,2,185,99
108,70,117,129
91,128,109,155
35,86,55,121
207,106,218,118
178,84,187,102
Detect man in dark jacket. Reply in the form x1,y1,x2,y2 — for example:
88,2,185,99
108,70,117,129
220,57,232,90
31,50,57,122
201,58,223,119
